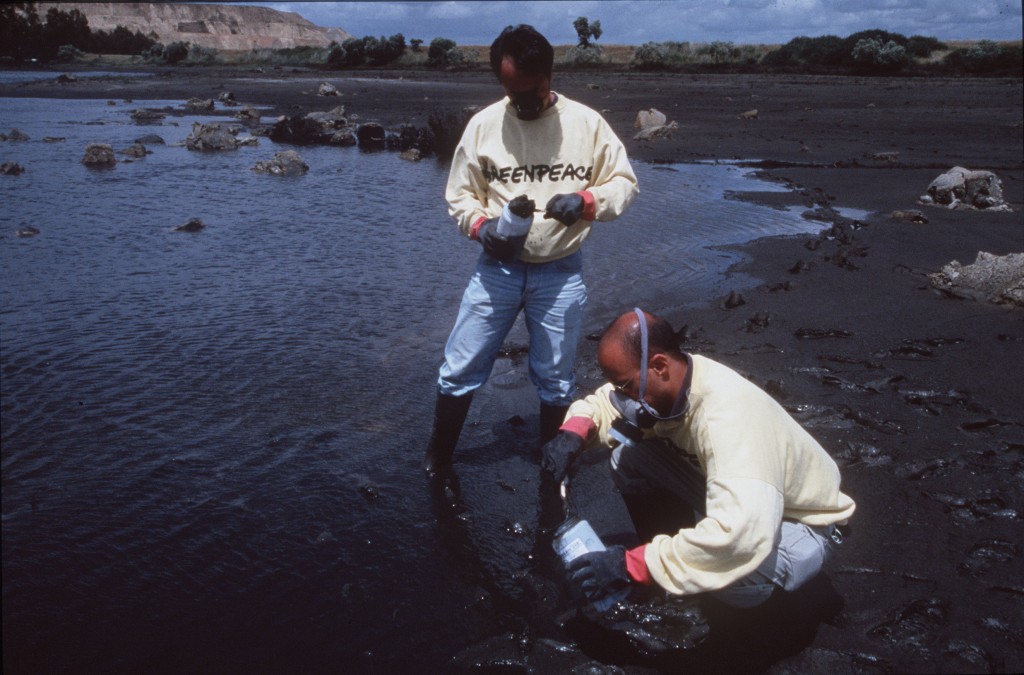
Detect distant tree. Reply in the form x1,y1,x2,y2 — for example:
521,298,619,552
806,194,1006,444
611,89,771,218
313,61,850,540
39,7,91,61
410,38,423,52
91,25,157,55
573,16,602,48
0,3,43,62
427,37,457,67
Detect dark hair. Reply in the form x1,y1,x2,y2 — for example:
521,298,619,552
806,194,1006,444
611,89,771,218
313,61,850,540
614,310,681,365
489,24,554,81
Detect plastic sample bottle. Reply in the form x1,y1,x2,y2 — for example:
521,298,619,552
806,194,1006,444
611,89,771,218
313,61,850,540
553,516,631,612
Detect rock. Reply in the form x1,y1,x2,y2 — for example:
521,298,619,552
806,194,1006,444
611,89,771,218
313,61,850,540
184,97,215,112
252,150,309,176
185,123,238,151
42,136,65,143
236,136,259,147
218,91,237,105
890,209,928,224
56,72,77,83
739,108,759,120
17,227,40,237
633,108,678,140
269,107,349,145
399,148,422,162
5,128,30,141
928,251,1024,307
327,128,357,146
120,142,149,158
635,108,667,130
174,217,205,233
1,162,26,175
130,109,166,124
317,81,340,96
134,134,165,145
921,166,1010,211
357,122,386,148
81,143,116,166
107,100,117,106
233,105,261,121
634,120,678,141
870,151,900,163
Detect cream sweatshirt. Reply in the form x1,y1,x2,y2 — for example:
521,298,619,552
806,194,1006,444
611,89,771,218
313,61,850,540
566,354,856,595
445,92,639,263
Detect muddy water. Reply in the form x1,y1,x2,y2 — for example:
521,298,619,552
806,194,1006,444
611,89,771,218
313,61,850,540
2,96,857,672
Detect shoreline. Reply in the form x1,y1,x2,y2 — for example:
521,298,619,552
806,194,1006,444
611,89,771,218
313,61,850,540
3,66,1022,672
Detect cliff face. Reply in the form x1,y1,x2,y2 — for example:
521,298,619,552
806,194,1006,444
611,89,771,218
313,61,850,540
35,2,352,51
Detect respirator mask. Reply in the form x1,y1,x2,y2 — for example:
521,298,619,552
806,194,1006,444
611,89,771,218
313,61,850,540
608,307,689,430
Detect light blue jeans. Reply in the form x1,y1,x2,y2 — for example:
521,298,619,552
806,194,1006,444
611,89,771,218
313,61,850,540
438,250,587,406
611,438,843,608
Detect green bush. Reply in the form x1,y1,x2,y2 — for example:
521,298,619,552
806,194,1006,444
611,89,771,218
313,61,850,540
562,44,603,68
54,44,84,62
945,40,1023,74
427,38,457,67
850,38,908,72
631,41,691,70
187,43,219,64
163,41,190,64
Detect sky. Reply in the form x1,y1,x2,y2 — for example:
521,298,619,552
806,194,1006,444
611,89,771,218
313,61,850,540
259,1,1024,46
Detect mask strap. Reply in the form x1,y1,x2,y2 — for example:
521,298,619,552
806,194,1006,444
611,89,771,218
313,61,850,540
633,307,648,398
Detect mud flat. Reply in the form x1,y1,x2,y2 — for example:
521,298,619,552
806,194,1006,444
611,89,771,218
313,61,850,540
5,65,1021,671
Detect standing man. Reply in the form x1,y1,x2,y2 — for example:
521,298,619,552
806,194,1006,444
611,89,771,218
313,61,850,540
424,24,639,473
542,308,855,610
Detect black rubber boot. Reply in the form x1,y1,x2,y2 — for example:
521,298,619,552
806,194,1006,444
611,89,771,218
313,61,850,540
539,402,571,445
423,391,473,474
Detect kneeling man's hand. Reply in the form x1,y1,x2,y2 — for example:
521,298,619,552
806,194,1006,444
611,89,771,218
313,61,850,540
567,545,630,604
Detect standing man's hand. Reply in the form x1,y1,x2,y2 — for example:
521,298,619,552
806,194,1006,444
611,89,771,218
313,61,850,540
477,218,518,262
544,193,585,226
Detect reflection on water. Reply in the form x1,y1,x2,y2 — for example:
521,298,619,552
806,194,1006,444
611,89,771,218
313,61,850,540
1,97,848,671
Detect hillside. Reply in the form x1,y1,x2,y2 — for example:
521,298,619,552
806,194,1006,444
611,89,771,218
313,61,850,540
34,2,352,51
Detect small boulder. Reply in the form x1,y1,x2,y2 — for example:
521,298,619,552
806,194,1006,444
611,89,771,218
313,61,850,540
929,251,1024,307
81,143,116,166
252,150,309,176
120,142,149,158
184,97,215,112
357,122,386,148
633,108,678,141
233,105,260,122
185,123,238,151
738,109,759,120
56,72,77,83
921,166,1010,211
174,217,205,233
218,91,237,106
130,109,166,124
2,162,26,175
5,128,30,141
43,136,66,143
134,134,165,145
317,82,340,96
400,148,422,162
890,209,928,224
17,226,41,237
327,128,357,146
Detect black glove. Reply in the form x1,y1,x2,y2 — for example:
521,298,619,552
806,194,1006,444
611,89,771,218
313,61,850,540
568,545,631,604
477,217,518,262
540,431,584,483
544,193,585,226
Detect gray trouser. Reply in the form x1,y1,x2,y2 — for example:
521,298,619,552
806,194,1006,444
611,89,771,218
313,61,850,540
610,439,842,608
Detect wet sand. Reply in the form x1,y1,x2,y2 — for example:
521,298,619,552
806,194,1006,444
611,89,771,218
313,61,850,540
4,66,1022,671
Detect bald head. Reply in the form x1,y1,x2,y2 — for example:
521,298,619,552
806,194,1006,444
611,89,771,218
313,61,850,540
597,309,681,370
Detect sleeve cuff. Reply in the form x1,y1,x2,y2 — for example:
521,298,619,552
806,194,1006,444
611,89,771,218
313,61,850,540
625,544,654,585
559,416,595,440
470,216,487,240
577,190,596,221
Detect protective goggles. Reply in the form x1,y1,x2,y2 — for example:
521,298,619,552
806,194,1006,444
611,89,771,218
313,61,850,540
608,307,688,429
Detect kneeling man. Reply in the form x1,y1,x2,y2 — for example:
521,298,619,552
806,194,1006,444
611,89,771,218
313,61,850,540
542,308,856,609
